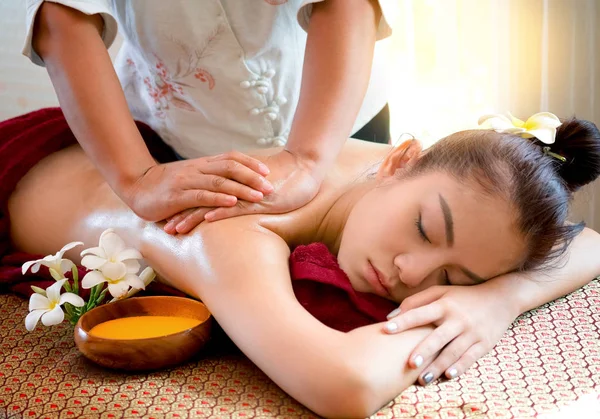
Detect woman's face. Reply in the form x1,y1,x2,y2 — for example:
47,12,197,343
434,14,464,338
337,170,527,302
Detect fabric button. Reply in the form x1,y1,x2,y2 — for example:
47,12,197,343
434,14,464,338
240,81,251,88
256,138,269,146
264,69,276,78
250,108,260,116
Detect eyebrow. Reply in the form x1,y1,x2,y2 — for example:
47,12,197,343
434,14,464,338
438,194,454,247
437,193,486,284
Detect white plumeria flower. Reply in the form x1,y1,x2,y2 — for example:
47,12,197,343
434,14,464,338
82,264,147,300
25,279,85,331
478,112,562,144
21,241,83,277
111,267,156,302
80,229,142,278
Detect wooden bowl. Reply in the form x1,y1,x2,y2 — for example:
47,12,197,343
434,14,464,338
74,296,212,371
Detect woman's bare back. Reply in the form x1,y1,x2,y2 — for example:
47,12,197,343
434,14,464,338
8,140,390,263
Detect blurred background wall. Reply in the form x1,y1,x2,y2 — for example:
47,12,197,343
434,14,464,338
1,0,598,230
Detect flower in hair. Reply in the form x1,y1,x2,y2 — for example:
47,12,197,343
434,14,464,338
478,112,562,144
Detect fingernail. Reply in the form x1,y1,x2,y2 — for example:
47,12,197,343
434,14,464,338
165,220,175,230
386,307,401,319
225,195,237,205
384,322,398,333
422,372,434,384
204,212,215,221
175,222,187,233
250,190,264,200
447,368,458,379
412,355,423,368
262,179,274,192
259,163,270,175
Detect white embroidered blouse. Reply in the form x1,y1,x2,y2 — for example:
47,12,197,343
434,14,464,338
23,0,397,158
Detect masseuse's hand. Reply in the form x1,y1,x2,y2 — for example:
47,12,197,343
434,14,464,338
124,151,274,225
167,150,322,233
382,283,519,386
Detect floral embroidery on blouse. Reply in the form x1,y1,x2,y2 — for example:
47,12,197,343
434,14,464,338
194,69,215,90
127,24,223,119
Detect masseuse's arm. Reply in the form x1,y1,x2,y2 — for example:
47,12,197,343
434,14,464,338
385,226,600,385
172,222,431,418
30,2,271,223
198,0,383,224
285,0,381,174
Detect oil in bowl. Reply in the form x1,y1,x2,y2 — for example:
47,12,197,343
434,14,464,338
89,316,202,340
75,296,212,371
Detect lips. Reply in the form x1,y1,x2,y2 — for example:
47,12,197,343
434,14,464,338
372,264,391,294
366,261,391,297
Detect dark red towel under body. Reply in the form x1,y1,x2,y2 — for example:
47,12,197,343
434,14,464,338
0,108,395,332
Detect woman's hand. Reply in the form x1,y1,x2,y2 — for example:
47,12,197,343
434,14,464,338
123,151,274,226
382,283,520,385
166,149,322,233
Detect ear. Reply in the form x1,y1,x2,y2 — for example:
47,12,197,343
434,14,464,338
376,139,422,179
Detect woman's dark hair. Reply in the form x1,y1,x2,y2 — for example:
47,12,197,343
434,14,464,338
406,118,600,270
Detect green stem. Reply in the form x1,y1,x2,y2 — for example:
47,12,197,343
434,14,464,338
63,303,76,324
71,265,79,295
85,286,97,312
88,287,109,312
86,283,103,312
95,288,109,306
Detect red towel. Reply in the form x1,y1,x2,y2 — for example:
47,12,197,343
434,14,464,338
0,108,395,332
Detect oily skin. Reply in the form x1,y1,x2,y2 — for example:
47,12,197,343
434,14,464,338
10,139,526,307
332,171,527,303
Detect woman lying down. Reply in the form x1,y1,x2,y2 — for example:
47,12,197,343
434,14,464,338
8,112,600,418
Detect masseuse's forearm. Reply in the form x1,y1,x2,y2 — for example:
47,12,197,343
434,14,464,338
33,2,155,197
285,0,380,176
499,227,600,317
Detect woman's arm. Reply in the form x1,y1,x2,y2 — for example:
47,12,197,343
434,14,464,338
384,226,600,385
167,221,432,418
503,226,600,313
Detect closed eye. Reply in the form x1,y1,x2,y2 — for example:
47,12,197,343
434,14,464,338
443,268,451,285
415,212,431,243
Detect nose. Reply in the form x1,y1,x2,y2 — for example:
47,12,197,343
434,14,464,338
392,253,435,289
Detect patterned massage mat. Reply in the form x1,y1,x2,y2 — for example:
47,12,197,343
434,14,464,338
0,279,599,419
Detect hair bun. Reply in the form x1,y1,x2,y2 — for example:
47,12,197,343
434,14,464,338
549,118,600,192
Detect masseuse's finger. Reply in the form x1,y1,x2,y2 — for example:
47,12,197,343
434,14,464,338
198,159,273,195
164,209,195,234
205,150,270,177
178,189,239,209
398,285,448,312
383,304,444,335
184,172,267,203
417,335,476,385
204,200,262,222
175,207,214,234
407,321,464,370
